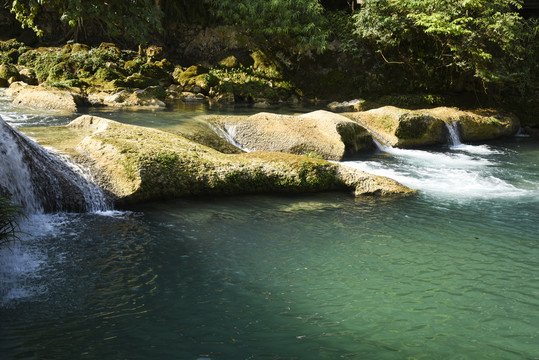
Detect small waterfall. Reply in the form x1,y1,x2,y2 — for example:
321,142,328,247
0,117,110,213
445,122,463,147
211,123,251,152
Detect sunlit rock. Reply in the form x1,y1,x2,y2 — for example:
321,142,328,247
67,115,414,205
207,110,373,161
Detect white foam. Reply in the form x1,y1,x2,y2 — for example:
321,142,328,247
0,214,70,306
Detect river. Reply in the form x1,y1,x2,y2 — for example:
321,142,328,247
1,96,538,359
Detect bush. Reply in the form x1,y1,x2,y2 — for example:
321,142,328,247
0,197,23,248
353,0,536,96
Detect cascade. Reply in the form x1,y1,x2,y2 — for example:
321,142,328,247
212,123,251,152
445,122,463,147
0,117,110,213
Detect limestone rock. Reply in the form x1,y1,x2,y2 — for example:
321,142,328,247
218,55,239,68
419,107,520,142
9,84,85,112
93,87,166,108
344,106,445,148
208,110,373,161
67,115,413,204
0,64,19,87
328,99,368,112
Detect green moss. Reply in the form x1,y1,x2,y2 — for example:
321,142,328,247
124,57,145,75
94,67,122,81
0,64,19,80
379,94,448,108
486,116,502,126
156,152,179,168
124,74,158,88
140,62,168,79
394,114,429,139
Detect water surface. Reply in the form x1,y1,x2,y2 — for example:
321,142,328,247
1,97,538,359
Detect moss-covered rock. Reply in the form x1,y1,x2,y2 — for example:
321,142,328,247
67,115,414,204
173,65,207,86
343,106,445,148
124,73,158,88
0,64,19,85
218,55,239,68
419,107,520,142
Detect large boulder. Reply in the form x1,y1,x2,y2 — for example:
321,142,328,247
6,83,85,111
67,115,414,204
343,106,445,148
207,110,373,161
419,107,520,142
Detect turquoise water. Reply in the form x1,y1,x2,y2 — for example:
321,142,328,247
1,97,538,359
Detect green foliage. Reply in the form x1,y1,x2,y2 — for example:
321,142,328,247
9,0,163,44
379,94,449,108
18,49,66,83
0,196,23,248
210,66,295,102
353,0,536,95
205,0,329,53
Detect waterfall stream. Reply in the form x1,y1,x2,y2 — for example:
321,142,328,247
343,125,530,199
0,116,110,214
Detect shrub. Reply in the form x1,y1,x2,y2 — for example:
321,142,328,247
0,196,23,248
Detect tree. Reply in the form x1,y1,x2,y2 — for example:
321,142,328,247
353,0,533,94
205,0,329,53
10,0,163,44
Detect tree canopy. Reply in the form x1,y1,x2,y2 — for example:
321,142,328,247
353,0,537,94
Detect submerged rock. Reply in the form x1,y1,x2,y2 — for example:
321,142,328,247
343,106,445,148
207,110,373,161
67,115,413,205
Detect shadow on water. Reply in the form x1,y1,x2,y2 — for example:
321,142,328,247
0,194,433,360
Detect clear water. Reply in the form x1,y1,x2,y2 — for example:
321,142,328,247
1,95,538,359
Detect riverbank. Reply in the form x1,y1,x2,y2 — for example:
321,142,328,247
1,38,538,133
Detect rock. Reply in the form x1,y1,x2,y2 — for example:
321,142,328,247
173,65,206,86
17,67,38,85
208,110,373,161
218,55,239,68
253,101,271,109
0,64,19,86
251,51,276,72
418,107,520,142
124,73,159,88
66,115,414,204
172,65,216,94
99,87,166,108
214,91,235,104
181,92,208,103
328,99,368,112
9,84,85,111
5,81,27,97
145,45,163,61
344,106,445,148
0,117,107,212
98,42,121,56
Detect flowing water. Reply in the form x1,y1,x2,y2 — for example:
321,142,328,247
0,96,538,359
